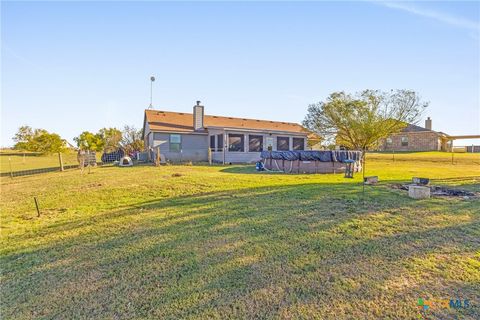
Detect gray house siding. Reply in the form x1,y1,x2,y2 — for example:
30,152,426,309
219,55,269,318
152,132,208,162
212,151,263,164
145,124,308,164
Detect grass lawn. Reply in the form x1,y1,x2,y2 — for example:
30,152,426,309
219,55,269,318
1,152,479,319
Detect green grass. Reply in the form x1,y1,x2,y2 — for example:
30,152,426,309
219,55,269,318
0,150,100,173
1,152,479,319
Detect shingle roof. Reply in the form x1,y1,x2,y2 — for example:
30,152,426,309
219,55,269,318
402,123,432,133
144,109,311,136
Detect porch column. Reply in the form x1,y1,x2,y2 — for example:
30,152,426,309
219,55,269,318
223,131,227,165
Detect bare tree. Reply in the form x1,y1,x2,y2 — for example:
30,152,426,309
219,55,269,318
121,125,144,154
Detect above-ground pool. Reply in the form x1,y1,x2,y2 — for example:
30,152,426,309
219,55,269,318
260,150,363,174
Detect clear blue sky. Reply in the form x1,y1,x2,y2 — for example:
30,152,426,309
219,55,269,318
2,1,479,147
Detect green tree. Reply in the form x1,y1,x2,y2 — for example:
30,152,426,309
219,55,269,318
98,127,122,152
13,126,34,149
29,132,66,153
12,126,66,153
121,125,144,153
303,90,427,182
74,131,105,151
303,90,427,151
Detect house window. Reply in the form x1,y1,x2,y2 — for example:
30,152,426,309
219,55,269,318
277,136,290,151
293,138,305,150
210,135,215,151
401,136,408,147
386,137,393,146
217,134,224,151
249,135,263,152
169,134,181,152
228,134,244,152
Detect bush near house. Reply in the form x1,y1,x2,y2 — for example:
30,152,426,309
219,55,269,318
1,152,479,319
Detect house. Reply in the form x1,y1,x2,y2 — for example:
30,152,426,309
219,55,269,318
378,117,451,151
142,101,320,163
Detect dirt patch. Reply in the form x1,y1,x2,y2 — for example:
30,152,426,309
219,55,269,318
390,184,478,198
86,183,103,188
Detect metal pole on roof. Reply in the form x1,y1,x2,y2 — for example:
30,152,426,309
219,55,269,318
149,76,155,109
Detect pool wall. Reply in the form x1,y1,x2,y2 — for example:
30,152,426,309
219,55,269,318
260,151,363,174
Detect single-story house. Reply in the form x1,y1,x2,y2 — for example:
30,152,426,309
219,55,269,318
378,117,451,151
142,101,320,163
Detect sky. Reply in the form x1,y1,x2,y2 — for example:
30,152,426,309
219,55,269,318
2,1,479,147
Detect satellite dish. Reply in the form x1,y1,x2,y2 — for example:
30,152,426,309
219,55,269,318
150,76,155,82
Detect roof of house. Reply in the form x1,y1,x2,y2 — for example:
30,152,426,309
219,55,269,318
402,123,432,133
401,123,447,136
144,109,312,136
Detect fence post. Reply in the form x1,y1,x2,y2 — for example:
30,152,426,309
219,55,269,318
34,197,40,217
392,150,395,162
58,152,64,171
155,147,160,166
9,157,13,178
208,148,212,165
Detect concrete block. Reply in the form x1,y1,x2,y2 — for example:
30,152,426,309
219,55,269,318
408,185,431,199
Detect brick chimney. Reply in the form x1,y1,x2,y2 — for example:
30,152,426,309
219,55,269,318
425,117,432,130
193,101,204,130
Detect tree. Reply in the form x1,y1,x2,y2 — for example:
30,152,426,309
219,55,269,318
13,126,33,150
303,90,427,183
13,126,34,148
303,90,427,151
12,126,66,153
29,132,66,153
74,131,105,151
98,127,122,152
121,125,144,153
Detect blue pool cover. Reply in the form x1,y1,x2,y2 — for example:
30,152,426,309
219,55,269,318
260,150,362,162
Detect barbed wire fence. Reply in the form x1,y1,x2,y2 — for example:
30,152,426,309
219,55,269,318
0,151,110,178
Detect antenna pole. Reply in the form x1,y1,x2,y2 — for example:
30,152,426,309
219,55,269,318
150,81,153,108
149,75,155,109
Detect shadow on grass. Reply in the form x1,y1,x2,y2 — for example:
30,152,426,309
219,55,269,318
220,165,349,176
219,165,265,174
1,182,479,319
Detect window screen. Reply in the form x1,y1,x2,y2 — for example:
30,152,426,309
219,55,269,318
249,135,263,152
401,137,408,146
210,135,215,151
292,138,304,150
217,134,223,151
277,136,290,151
228,134,244,152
